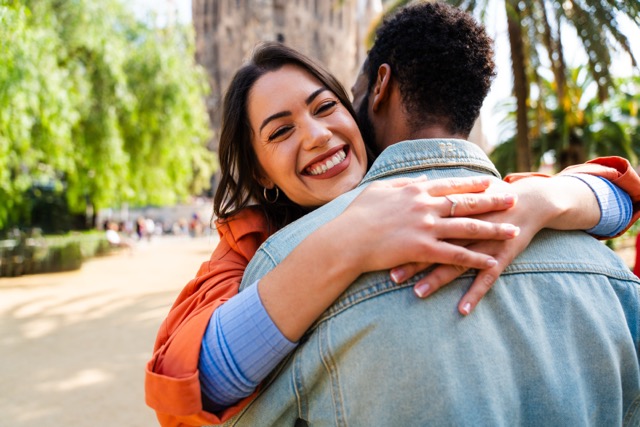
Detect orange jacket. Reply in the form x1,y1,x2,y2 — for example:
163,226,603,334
145,157,640,427
145,206,271,427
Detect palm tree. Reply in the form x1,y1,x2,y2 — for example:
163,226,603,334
491,70,639,175
375,0,640,171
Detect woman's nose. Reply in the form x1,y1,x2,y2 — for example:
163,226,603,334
302,119,332,150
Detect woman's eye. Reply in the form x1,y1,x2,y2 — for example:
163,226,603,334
316,100,338,115
268,126,292,141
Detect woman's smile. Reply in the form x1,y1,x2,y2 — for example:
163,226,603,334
303,146,350,178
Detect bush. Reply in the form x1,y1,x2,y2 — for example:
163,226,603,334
0,230,115,277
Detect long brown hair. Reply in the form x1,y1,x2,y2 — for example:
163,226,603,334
213,42,368,231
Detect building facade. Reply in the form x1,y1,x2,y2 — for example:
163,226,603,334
191,0,382,149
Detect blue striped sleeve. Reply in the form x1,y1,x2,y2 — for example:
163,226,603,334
198,281,297,410
564,174,633,238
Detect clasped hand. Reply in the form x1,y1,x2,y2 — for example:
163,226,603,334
342,175,522,316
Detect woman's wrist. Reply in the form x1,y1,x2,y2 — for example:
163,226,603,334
563,174,632,237
514,176,600,231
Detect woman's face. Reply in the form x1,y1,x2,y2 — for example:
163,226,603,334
247,64,367,207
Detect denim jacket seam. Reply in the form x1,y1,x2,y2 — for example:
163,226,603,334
313,282,415,326
258,245,279,267
502,261,639,281
318,322,348,427
293,350,307,422
623,392,640,426
308,263,636,327
361,162,499,185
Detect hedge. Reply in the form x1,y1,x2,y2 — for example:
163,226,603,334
0,231,115,277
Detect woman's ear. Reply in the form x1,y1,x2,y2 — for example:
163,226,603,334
256,174,274,190
253,161,274,189
371,64,392,113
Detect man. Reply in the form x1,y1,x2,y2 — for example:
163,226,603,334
235,2,640,425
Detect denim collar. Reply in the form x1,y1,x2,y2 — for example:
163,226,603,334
360,138,501,186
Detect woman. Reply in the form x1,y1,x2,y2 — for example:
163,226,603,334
146,42,639,427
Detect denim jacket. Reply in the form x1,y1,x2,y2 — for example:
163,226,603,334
233,139,640,427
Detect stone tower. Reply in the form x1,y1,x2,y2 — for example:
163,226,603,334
191,0,382,149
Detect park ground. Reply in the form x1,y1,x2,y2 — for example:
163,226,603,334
0,235,220,427
0,233,636,427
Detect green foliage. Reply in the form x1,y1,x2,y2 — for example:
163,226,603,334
448,0,639,171
118,25,215,207
0,0,215,231
0,230,112,277
491,71,640,175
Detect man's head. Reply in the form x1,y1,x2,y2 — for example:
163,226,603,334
353,2,496,153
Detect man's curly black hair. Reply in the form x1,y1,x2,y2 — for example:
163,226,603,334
365,1,496,136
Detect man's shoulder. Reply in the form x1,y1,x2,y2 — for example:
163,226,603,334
241,187,366,289
260,188,365,256
509,229,637,280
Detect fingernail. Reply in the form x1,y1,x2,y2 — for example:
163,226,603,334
414,283,430,298
486,258,498,267
390,269,406,284
504,194,516,205
461,302,472,315
503,224,520,237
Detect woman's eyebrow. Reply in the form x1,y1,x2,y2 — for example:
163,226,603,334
259,87,328,132
260,111,291,132
305,87,328,105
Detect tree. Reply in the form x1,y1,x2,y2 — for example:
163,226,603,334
0,0,214,232
491,70,639,175
0,1,76,229
372,0,639,171
454,0,639,170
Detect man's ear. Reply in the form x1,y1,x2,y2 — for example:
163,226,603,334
371,64,392,113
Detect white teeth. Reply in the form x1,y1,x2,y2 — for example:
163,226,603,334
307,149,347,176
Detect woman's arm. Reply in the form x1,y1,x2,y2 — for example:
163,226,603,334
508,156,640,237
258,176,519,341
199,176,520,411
393,160,637,315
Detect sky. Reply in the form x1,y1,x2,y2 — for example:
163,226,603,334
128,0,639,147
128,0,191,26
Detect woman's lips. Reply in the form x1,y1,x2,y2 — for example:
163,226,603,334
305,148,347,176
301,145,352,180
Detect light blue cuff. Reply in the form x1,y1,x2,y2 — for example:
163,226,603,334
564,174,633,238
199,280,297,409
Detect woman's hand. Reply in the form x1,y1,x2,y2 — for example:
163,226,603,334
338,175,520,275
389,176,601,316
260,175,521,342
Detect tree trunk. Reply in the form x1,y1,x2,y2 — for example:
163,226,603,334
506,0,531,172
537,0,566,103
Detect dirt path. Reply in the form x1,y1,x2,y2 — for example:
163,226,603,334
0,235,220,427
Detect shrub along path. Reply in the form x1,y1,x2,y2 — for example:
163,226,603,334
0,234,218,427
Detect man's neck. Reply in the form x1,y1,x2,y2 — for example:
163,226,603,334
409,125,467,141
379,124,468,151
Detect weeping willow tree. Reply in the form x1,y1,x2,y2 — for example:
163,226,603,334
0,0,215,231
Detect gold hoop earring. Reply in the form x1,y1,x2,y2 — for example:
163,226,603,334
263,186,279,203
